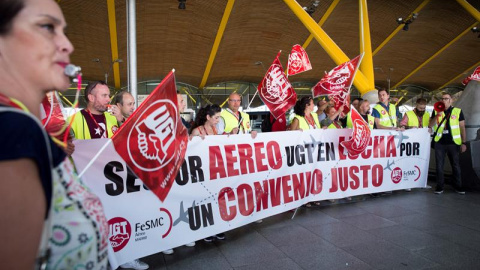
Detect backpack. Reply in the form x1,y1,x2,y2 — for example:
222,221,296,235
261,115,276,132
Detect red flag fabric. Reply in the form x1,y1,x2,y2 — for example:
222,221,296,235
258,51,297,119
462,66,480,85
41,91,70,142
287,44,312,76
340,106,371,157
312,54,363,114
112,71,188,202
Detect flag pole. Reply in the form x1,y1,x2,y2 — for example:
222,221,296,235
246,90,259,109
286,53,290,79
77,139,113,178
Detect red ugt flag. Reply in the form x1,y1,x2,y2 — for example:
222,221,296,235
258,51,297,119
287,44,312,76
340,106,371,157
41,91,70,142
312,54,363,114
462,66,480,85
112,70,188,202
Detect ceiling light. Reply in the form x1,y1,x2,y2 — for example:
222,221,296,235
303,0,320,17
472,26,480,38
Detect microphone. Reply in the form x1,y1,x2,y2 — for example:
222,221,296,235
64,64,82,77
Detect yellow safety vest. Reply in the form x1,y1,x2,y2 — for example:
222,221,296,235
405,110,430,128
373,103,397,128
346,112,374,129
294,112,320,130
327,122,342,129
433,107,462,145
221,109,251,133
69,110,119,139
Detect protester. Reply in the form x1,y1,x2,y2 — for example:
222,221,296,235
289,97,320,206
320,105,344,129
111,91,150,270
372,89,403,130
192,104,227,241
399,98,430,192
315,99,328,122
177,91,191,129
0,0,110,269
400,98,429,129
217,92,257,138
428,92,467,194
271,113,287,132
191,104,222,137
290,96,320,131
346,99,374,129
68,81,119,139
111,90,135,125
351,97,363,111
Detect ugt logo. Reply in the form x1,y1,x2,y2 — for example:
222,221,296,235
108,217,132,252
127,100,178,171
264,64,293,105
391,167,403,184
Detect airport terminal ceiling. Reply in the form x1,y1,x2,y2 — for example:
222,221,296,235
59,0,480,98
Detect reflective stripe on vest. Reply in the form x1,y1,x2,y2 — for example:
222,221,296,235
405,110,430,128
434,107,462,145
294,112,320,130
373,103,397,127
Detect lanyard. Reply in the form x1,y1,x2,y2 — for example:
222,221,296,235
200,125,217,135
304,114,316,129
226,108,244,130
85,109,105,136
0,93,29,111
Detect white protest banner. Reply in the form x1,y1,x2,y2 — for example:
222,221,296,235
72,128,430,265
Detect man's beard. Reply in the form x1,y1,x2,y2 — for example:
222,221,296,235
416,110,425,117
95,104,107,113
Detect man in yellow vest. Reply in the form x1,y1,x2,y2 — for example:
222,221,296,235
69,85,149,269
399,98,430,129
69,81,119,140
428,92,467,195
347,99,375,129
372,89,403,131
218,93,257,138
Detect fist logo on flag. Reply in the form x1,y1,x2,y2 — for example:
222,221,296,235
340,106,371,157
113,70,188,202
129,100,177,170
287,44,312,76
258,51,297,120
327,65,351,86
352,119,370,150
312,54,363,116
264,64,293,105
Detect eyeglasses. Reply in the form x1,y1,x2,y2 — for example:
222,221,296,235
229,99,241,102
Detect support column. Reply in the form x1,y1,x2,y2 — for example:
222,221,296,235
128,0,138,105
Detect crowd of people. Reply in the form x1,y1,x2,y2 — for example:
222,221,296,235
0,0,469,269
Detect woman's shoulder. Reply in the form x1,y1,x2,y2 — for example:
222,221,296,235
0,110,44,139
0,110,66,164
